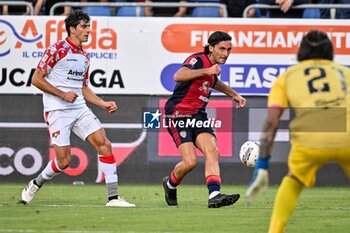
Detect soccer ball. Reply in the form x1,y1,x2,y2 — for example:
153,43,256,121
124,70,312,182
239,140,259,167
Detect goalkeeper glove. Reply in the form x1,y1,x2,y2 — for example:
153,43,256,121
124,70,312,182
246,157,269,204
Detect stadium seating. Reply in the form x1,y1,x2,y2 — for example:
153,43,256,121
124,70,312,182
192,7,220,17
82,6,113,16
189,0,220,2
303,9,321,18
117,7,144,16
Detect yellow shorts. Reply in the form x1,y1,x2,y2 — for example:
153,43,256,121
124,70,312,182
288,145,350,188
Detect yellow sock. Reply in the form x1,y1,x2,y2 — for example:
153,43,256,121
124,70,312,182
268,176,303,233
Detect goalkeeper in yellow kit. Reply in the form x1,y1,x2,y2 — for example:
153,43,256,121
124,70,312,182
246,29,350,233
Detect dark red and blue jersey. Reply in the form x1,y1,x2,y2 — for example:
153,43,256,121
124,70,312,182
165,52,218,117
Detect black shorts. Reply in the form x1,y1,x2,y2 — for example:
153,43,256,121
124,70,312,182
166,113,216,147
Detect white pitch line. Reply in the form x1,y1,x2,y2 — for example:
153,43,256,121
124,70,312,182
0,230,35,233
42,204,104,208
0,123,143,129
0,230,111,233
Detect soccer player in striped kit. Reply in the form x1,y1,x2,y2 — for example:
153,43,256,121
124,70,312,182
21,10,135,207
163,31,246,208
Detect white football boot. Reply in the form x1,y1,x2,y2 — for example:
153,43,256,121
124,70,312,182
106,196,135,207
21,179,40,204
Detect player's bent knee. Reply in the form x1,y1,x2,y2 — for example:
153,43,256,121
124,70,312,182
97,137,111,149
184,157,198,169
94,138,112,154
57,157,71,170
203,146,220,159
104,139,112,149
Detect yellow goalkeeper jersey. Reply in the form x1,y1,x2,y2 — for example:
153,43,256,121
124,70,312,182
268,59,350,149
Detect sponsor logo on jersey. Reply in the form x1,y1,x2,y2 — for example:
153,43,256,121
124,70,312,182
68,70,84,76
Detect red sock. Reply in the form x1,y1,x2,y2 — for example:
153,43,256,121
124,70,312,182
169,171,182,187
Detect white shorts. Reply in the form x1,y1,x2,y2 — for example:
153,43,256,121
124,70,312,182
45,107,102,146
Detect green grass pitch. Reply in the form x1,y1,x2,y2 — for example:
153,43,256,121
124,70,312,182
0,184,349,233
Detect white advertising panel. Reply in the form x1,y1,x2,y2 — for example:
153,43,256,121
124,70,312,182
0,16,349,95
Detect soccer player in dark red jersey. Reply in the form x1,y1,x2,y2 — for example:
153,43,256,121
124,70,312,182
163,31,246,208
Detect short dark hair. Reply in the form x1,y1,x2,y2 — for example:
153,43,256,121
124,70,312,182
204,31,232,54
65,10,90,36
297,30,333,62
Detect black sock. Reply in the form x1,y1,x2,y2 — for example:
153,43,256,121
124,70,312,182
33,179,42,188
108,195,119,201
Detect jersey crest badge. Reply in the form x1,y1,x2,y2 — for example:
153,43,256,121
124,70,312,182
52,130,60,138
180,131,187,138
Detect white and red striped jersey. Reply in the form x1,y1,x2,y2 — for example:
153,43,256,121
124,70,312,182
37,38,90,112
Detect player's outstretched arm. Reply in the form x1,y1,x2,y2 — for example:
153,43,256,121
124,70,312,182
246,108,283,204
82,85,117,113
212,79,246,108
